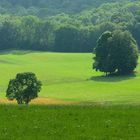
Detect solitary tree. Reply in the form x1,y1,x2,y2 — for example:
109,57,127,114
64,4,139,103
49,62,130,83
93,30,139,75
6,72,42,105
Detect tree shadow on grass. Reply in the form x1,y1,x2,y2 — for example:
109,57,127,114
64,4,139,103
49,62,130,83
89,72,137,82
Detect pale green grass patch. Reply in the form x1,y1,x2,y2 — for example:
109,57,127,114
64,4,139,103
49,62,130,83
0,51,140,105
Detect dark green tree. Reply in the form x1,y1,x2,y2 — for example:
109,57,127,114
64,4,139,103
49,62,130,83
0,21,20,50
6,72,42,105
93,30,139,75
54,26,80,52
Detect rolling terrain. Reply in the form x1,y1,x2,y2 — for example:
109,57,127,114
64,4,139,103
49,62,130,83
0,51,140,105
0,51,140,140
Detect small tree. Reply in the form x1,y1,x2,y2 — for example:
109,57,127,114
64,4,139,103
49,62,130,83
93,30,139,75
6,72,42,105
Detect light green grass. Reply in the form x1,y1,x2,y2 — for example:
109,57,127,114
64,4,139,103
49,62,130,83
0,51,140,104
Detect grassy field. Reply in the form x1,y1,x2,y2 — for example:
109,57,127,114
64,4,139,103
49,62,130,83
0,51,140,140
0,105,140,140
0,51,140,105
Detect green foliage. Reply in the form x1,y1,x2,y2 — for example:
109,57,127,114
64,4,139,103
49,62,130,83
0,20,20,50
0,1,140,52
0,0,126,16
94,30,139,75
54,26,89,52
93,31,113,73
6,72,42,104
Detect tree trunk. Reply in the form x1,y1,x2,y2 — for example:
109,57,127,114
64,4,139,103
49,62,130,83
17,98,23,105
25,97,30,105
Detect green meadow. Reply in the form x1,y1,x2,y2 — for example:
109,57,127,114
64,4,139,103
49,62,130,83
0,105,140,140
0,51,140,140
0,51,140,105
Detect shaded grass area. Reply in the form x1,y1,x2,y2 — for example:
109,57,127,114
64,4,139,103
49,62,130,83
90,72,137,82
0,105,140,140
0,51,140,104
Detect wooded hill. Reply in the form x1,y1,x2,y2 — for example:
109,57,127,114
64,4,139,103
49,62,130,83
0,0,130,16
0,0,139,52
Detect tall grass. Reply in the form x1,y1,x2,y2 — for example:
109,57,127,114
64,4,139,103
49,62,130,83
0,105,140,140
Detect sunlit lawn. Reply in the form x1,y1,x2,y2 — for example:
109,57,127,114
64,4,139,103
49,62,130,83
0,51,140,105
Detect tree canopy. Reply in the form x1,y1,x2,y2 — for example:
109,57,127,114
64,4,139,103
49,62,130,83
93,30,139,75
6,72,42,104
0,0,139,52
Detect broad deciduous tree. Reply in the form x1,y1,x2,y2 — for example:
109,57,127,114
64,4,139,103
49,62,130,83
93,30,139,75
6,72,42,105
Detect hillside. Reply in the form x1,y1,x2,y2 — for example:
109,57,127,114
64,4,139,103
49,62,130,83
0,0,132,17
0,1,140,139
0,0,139,52
0,51,140,105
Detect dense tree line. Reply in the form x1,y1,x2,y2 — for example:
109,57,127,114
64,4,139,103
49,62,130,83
0,0,140,52
0,0,127,17
0,16,52,51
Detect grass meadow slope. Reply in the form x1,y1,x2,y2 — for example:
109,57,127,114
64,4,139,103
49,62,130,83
0,51,140,105
0,51,140,140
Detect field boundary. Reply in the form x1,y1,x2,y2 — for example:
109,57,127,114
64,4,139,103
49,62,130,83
0,98,77,105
